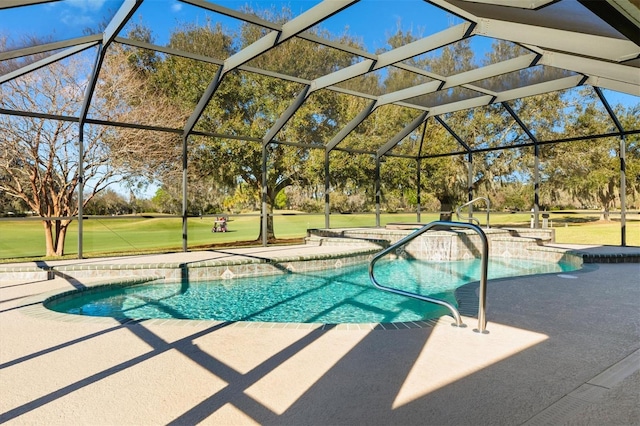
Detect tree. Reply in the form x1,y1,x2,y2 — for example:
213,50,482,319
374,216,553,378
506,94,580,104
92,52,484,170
542,91,640,218
0,38,181,256
425,39,571,211
619,104,640,208
1,52,106,256
151,187,181,214
83,189,129,215
146,10,363,240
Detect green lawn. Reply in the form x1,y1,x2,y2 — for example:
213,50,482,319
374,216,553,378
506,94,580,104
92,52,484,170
1,211,637,261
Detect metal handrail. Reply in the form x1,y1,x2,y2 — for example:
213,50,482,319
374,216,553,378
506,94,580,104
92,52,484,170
369,221,489,333
456,197,490,229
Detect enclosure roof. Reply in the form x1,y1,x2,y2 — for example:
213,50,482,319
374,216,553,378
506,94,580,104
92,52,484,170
1,0,639,156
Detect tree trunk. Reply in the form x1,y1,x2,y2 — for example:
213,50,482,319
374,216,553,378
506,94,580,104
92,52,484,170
42,219,71,257
257,206,276,242
598,200,610,222
43,220,56,257
54,220,70,256
256,181,292,243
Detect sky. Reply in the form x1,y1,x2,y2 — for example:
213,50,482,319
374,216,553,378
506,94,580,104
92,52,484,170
0,0,463,52
1,0,638,198
2,0,637,106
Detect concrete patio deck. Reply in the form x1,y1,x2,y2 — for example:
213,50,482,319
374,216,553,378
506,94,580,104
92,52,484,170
1,245,638,425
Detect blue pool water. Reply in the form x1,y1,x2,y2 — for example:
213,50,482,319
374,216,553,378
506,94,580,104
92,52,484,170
46,258,579,324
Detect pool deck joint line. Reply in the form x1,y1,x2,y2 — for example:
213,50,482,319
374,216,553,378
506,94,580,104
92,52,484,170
523,349,640,425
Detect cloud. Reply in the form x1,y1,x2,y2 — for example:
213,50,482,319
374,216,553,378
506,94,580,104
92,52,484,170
60,11,95,27
57,0,109,30
171,2,183,12
66,0,108,12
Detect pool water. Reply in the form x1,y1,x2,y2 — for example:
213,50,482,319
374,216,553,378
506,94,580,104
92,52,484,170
46,258,579,324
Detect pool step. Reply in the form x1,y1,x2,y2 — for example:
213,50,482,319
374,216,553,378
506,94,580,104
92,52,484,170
304,235,388,248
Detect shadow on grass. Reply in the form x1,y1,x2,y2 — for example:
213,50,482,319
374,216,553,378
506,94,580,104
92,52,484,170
558,215,600,224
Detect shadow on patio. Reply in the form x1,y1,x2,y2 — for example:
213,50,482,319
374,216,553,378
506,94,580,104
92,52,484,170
1,261,638,425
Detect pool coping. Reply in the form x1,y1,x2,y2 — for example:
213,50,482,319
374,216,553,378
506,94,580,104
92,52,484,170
0,237,598,282
0,245,380,280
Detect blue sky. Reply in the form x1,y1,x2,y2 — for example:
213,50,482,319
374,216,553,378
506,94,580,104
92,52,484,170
1,0,460,50
1,0,637,198
2,0,637,107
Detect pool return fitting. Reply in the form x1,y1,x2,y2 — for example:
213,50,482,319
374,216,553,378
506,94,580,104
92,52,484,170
368,221,489,334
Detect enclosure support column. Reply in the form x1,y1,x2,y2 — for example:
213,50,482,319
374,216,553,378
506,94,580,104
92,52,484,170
467,153,473,202
415,121,427,223
434,116,472,221
324,150,330,229
261,144,269,247
503,102,540,228
74,5,138,258
467,153,473,220
375,156,381,227
76,44,104,260
620,137,627,246
78,125,84,259
595,87,627,246
416,158,421,222
533,143,540,228
375,112,428,226
182,135,188,252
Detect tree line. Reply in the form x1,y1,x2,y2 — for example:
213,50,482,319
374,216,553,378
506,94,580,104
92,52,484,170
1,7,638,255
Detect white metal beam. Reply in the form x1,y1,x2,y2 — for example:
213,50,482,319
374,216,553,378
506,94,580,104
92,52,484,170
328,86,378,101
102,0,141,47
0,35,102,61
186,1,358,136
115,37,223,65
180,0,280,31
0,0,58,8
377,81,442,106
222,31,280,73
262,86,311,145
473,18,640,62
537,50,640,86
309,60,376,92
309,22,472,93
0,42,98,84
377,53,537,106
298,32,376,60
222,0,357,74
374,22,473,70
377,111,429,157
427,0,479,22
457,0,556,8
280,0,356,41
494,75,585,103
585,76,640,96
394,62,447,81
461,84,498,97
427,95,494,117
116,37,312,86
441,53,538,89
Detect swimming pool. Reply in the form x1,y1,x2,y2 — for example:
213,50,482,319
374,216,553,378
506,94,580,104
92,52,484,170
45,257,580,324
